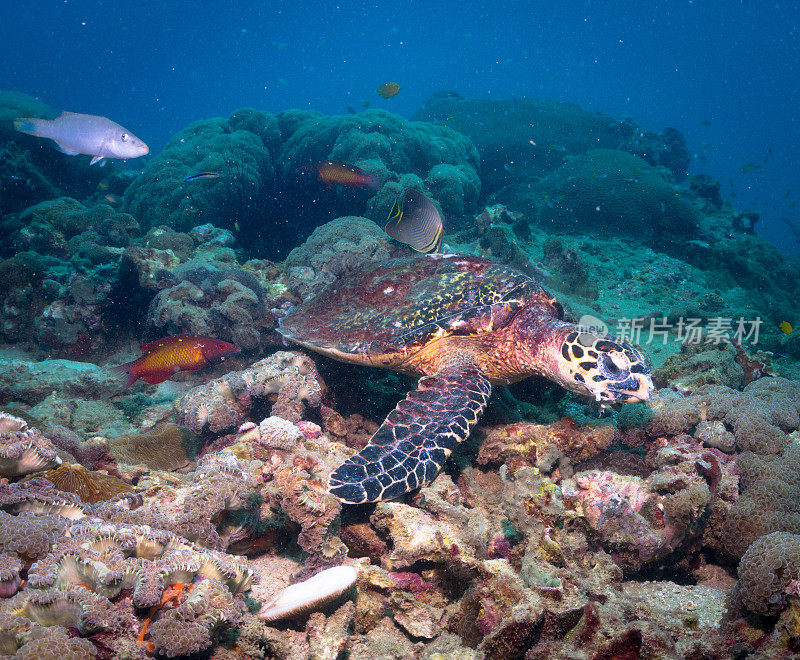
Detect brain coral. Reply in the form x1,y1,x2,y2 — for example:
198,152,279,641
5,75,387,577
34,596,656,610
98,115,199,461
147,262,272,351
123,108,281,235
738,531,800,615
530,149,699,242
282,216,393,299
176,351,323,434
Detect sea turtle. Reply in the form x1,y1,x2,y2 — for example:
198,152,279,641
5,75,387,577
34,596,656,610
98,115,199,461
279,254,653,504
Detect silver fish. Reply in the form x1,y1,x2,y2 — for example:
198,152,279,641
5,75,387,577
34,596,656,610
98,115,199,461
14,111,148,166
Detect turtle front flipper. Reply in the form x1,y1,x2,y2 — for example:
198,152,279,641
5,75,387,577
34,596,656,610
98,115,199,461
328,362,492,504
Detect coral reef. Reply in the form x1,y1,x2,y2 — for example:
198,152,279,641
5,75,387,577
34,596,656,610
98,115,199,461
25,463,133,504
0,482,255,658
529,149,699,242
477,417,618,474
0,196,140,352
123,109,281,236
122,106,479,259
412,92,687,192
283,216,394,299
146,261,273,351
176,351,323,434
655,340,745,391
278,108,480,222
0,412,61,477
0,357,118,406
4,89,800,658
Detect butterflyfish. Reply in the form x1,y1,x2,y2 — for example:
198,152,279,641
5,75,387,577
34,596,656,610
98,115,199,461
384,188,444,253
780,321,793,334
377,82,401,99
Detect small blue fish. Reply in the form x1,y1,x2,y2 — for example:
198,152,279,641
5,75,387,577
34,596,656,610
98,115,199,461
183,172,221,182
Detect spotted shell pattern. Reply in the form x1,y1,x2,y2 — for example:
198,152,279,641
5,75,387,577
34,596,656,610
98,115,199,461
279,253,559,360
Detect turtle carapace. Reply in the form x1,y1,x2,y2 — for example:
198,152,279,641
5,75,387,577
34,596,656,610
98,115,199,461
279,254,653,504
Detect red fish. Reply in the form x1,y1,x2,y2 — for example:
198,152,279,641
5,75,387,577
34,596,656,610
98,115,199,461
314,161,382,190
114,334,241,389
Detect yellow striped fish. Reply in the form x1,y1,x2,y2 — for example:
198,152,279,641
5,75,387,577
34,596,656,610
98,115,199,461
384,189,443,253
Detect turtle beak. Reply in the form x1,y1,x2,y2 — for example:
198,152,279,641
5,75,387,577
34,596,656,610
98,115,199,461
609,372,654,403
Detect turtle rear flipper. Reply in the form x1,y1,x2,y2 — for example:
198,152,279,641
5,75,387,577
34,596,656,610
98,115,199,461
328,361,492,504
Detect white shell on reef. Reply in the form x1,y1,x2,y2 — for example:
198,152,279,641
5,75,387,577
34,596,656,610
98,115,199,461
258,565,358,622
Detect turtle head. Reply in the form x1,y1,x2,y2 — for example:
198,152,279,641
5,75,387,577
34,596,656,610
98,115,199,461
556,329,653,404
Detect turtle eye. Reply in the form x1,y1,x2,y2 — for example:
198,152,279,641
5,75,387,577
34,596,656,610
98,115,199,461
598,353,627,379
120,133,128,142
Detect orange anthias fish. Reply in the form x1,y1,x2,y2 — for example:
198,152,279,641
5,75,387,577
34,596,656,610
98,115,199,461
114,334,241,389
314,161,382,190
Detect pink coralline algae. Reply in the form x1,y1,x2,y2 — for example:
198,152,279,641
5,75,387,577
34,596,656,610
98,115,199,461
562,434,726,572
296,420,322,440
566,470,662,563
387,571,436,595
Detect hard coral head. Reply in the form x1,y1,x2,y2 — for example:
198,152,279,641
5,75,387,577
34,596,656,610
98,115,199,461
558,330,653,404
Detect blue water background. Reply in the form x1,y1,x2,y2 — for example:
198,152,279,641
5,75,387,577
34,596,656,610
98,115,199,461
1,1,798,255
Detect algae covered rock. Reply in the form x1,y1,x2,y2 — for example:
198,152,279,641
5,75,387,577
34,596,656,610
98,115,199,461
123,108,281,235
278,108,481,225
528,149,699,242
